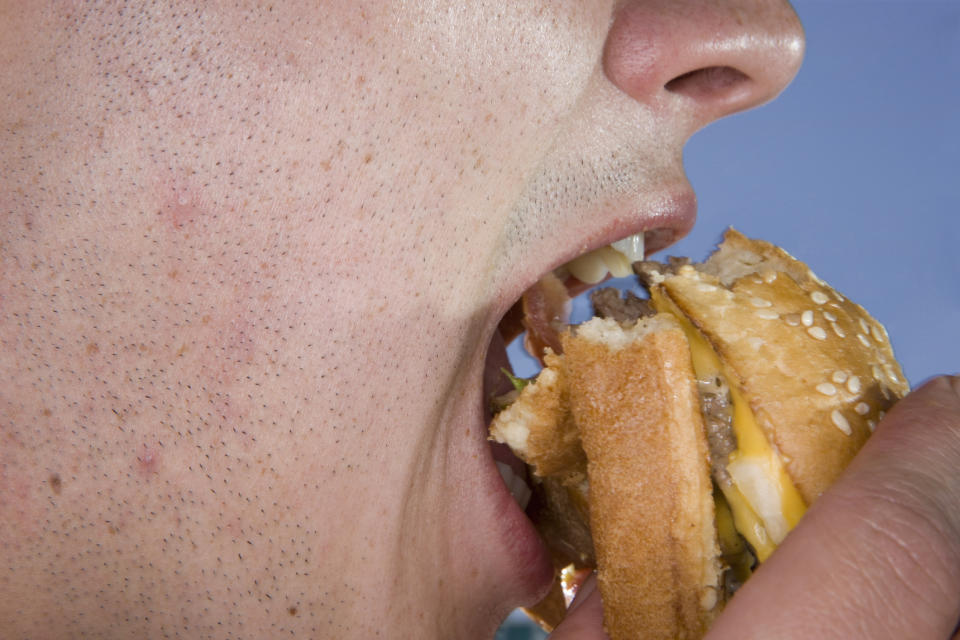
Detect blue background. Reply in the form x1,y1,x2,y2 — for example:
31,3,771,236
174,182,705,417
499,1,959,637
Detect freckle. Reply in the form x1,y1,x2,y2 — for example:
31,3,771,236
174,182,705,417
363,153,373,164
86,342,100,355
288,606,298,616
107,523,119,535
202,315,211,324
49,473,63,495
168,269,179,279
42,408,52,417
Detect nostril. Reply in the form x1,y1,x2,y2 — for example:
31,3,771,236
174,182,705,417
664,66,751,101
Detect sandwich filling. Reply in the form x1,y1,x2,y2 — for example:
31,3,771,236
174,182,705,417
650,288,807,562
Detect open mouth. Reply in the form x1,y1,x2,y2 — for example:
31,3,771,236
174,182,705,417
483,227,678,514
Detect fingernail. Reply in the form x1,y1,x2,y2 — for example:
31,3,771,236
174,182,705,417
567,572,598,613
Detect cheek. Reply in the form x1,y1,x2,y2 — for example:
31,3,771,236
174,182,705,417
332,2,613,277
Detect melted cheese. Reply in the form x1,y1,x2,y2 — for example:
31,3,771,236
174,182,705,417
652,289,806,562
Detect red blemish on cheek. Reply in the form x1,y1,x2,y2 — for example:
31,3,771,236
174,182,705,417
154,174,210,232
136,444,162,478
162,190,205,230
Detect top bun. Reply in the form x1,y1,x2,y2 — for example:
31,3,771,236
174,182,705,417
651,228,908,502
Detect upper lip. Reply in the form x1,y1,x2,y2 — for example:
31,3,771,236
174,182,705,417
491,184,698,324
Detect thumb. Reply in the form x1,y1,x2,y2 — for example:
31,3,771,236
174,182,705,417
548,573,609,640
707,375,960,639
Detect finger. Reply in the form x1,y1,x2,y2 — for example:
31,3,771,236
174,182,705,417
549,574,609,640
708,375,960,640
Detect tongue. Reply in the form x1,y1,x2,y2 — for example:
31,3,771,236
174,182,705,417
519,272,571,361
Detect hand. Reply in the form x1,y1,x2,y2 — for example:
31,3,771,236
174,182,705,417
708,375,960,639
548,573,609,640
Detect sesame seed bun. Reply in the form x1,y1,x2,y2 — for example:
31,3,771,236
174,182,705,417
657,229,908,503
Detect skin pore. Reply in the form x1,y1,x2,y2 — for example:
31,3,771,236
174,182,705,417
3,1,957,639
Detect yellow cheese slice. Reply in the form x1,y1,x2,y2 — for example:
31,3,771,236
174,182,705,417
652,289,806,562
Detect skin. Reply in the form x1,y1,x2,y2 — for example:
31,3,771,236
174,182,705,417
0,1,956,638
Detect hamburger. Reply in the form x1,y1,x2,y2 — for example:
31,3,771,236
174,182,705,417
489,229,908,639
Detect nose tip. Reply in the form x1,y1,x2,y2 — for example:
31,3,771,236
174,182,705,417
603,0,805,127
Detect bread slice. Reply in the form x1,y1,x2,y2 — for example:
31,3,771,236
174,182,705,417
562,316,722,640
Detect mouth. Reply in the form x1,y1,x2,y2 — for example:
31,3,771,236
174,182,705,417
479,216,693,608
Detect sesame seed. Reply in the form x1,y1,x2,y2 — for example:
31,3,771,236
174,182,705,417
784,314,801,327
846,375,861,395
872,365,883,380
859,318,870,334
750,297,773,308
867,420,877,432
871,325,886,343
816,383,837,396
811,291,829,305
857,333,871,347
883,365,900,384
755,309,779,320
832,370,849,384
831,410,852,435
831,322,846,338
697,283,718,293
807,326,827,340
763,272,778,284
801,310,814,327
855,402,870,415
823,311,838,322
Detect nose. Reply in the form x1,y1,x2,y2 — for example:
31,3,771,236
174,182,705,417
603,0,805,129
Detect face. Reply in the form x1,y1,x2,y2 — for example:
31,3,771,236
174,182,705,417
0,0,802,637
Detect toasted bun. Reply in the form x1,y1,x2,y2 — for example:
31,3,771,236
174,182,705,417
652,228,908,502
562,316,722,640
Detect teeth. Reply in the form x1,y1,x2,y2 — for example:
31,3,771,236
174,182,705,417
566,248,615,284
610,232,645,263
563,232,645,284
496,461,532,511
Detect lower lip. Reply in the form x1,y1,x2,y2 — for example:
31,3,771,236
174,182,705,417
482,437,555,599
480,331,554,602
